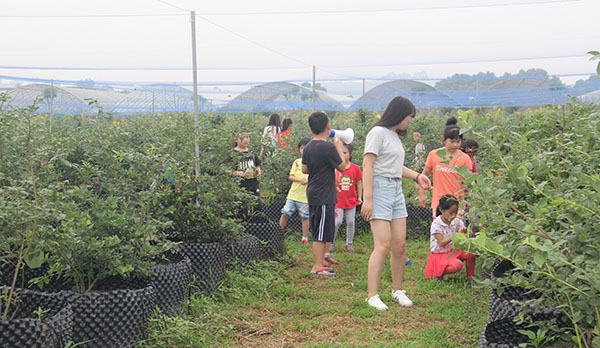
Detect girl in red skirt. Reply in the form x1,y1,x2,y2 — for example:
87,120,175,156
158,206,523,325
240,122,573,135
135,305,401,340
424,194,476,281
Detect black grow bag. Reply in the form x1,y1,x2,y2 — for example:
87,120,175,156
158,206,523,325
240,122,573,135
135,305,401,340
243,216,285,259
489,259,515,283
60,279,156,348
406,204,432,239
479,318,525,348
479,313,566,348
225,233,261,266
264,199,302,233
0,288,72,348
147,254,191,316
488,286,542,322
179,242,227,294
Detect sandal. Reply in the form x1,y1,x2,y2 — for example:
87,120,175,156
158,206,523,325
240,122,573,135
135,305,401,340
311,267,336,277
324,255,341,264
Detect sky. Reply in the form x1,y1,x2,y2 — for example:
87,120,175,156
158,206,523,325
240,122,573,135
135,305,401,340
1,0,598,95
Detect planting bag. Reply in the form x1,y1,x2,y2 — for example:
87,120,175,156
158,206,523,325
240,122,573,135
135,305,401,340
146,254,192,316
226,233,261,266
62,281,156,348
487,286,543,322
180,242,227,294
0,289,72,348
243,216,284,259
478,318,524,348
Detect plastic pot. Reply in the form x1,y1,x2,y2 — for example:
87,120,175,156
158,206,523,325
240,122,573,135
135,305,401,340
179,242,227,294
59,280,156,348
243,216,285,259
225,233,261,266
0,288,72,348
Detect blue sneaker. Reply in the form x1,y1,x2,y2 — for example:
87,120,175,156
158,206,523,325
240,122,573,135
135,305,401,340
406,258,414,266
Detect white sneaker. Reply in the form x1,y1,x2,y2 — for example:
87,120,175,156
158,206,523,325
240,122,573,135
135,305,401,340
391,290,413,307
365,294,388,311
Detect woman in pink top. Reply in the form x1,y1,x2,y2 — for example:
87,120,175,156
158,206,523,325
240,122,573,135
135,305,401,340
419,117,472,216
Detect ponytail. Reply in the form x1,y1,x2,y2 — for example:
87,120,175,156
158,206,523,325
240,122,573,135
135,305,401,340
436,194,459,216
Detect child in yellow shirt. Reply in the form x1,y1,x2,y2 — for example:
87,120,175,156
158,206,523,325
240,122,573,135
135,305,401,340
280,138,311,244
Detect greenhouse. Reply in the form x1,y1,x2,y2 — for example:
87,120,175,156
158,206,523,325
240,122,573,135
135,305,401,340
111,85,212,115
348,80,458,111
477,77,568,107
221,82,343,113
5,83,123,115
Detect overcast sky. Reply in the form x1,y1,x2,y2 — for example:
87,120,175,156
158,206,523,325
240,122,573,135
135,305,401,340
1,0,598,90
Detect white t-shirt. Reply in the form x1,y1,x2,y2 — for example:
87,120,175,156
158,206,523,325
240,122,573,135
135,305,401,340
430,216,465,253
262,126,279,146
363,126,405,178
415,143,426,161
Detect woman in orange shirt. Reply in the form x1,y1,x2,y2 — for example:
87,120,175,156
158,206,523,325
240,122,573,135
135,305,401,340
419,117,472,216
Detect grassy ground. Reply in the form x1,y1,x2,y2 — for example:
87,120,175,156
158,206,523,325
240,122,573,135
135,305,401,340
139,230,489,347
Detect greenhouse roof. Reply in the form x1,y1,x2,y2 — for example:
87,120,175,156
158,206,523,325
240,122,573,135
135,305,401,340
5,83,123,115
111,85,211,115
477,77,567,106
349,80,458,111
221,82,342,113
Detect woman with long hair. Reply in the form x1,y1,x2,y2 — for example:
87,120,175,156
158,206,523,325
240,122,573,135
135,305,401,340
361,96,432,310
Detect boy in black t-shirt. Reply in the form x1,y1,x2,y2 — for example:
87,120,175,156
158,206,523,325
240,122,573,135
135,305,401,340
302,112,348,277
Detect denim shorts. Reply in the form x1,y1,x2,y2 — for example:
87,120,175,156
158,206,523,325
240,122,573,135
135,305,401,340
371,175,408,221
281,199,309,219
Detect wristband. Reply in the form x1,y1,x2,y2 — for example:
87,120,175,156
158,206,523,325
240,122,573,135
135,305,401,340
413,174,421,183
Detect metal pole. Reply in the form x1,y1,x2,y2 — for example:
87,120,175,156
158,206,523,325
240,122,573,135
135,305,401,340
191,11,200,177
49,80,54,132
312,65,316,112
152,90,155,129
362,79,365,111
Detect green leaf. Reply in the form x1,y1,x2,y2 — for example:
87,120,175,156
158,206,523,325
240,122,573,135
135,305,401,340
24,250,45,269
474,233,487,248
517,164,528,177
533,251,547,268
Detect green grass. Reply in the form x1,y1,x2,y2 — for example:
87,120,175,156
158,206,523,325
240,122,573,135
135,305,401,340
139,230,489,347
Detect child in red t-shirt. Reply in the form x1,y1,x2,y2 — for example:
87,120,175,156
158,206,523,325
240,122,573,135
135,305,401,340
328,143,362,254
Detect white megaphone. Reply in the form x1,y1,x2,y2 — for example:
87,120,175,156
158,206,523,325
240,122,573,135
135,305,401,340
329,128,354,144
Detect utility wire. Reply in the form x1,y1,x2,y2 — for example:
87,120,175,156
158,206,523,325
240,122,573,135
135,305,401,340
1,0,580,18
192,0,582,15
194,14,310,68
0,55,588,72
0,13,184,18
156,0,189,13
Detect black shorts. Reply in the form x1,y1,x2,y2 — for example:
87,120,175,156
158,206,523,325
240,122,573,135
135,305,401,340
309,204,336,243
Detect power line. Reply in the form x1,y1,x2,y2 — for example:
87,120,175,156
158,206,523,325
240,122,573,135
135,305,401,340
0,13,185,18
192,0,582,16
156,0,189,13
194,14,311,68
0,54,588,72
1,0,580,19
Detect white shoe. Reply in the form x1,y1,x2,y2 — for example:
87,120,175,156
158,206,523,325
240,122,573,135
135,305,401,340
365,294,388,311
391,289,413,307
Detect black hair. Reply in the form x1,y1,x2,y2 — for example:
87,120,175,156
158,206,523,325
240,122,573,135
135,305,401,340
281,118,292,132
370,96,416,137
343,142,354,162
232,129,249,147
443,116,462,140
298,137,310,149
267,113,281,128
308,111,329,134
460,138,479,151
435,194,459,217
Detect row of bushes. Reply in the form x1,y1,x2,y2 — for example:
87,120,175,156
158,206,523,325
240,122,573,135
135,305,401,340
453,100,599,347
